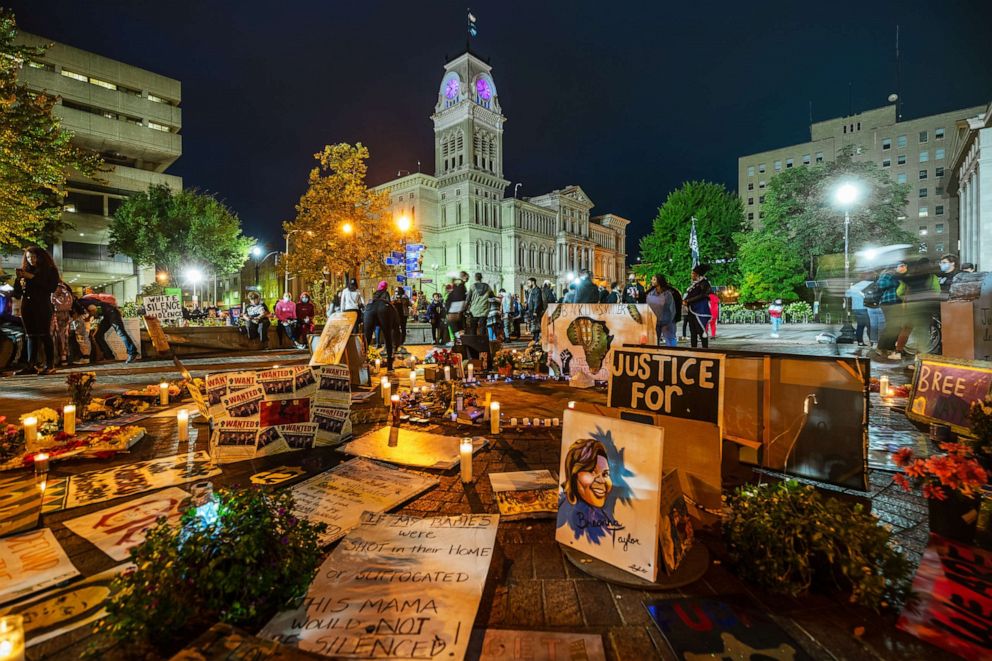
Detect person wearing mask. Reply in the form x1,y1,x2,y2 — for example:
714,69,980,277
426,292,446,345
295,292,315,348
646,274,677,347
445,273,468,341
12,246,61,374
605,282,621,304
541,280,558,306
465,272,494,336
683,263,713,348
895,258,940,357
392,286,412,345
622,274,645,304
274,292,298,348
525,277,545,342
562,282,577,303
243,291,271,350
572,269,600,304
339,280,365,333
938,254,960,293
364,281,398,370
846,276,873,347
73,292,139,364
51,279,75,366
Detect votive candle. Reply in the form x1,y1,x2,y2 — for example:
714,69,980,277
490,402,500,434
63,405,76,436
177,409,189,441
467,363,475,382
0,615,25,661
567,401,576,409
381,376,390,400
159,382,169,406
33,452,49,475
22,417,37,445
444,365,451,381
510,417,518,427
409,370,417,390
460,437,474,483
375,358,381,373
390,394,400,418
879,375,890,398
553,417,560,427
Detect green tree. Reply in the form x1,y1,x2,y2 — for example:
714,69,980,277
735,230,807,303
109,185,254,281
638,181,745,292
0,9,103,252
761,146,913,278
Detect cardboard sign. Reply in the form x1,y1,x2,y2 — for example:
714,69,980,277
489,470,558,521
646,598,813,660
63,487,188,561
142,315,171,354
541,304,656,382
173,623,327,660
0,473,42,537
659,469,694,575
260,513,499,659
0,563,131,647
907,354,992,436
474,629,606,661
143,294,183,324
65,451,221,509
0,528,80,604
897,534,992,659
310,310,358,367
608,348,723,427
555,410,664,581
290,458,438,545
339,428,487,470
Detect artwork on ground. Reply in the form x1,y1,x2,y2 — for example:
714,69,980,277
0,473,42,537
489,470,559,521
260,512,499,659
472,629,606,661
0,563,132,647
310,311,359,367
65,451,221,509
897,533,992,659
339,428,488,469
541,304,656,383
40,477,67,514
555,409,664,581
0,528,80,604
172,623,326,660
659,469,694,575
645,597,813,660
907,355,992,436
250,465,306,486
63,487,188,561
290,458,438,546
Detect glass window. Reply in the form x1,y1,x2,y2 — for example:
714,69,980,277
882,158,891,168
919,130,928,143
919,226,928,236
936,205,945,216
747,182,754,191
936,243,944,252
774,160,782,171
758,163,766,173
747,197,754,205
815,151,824,163
758,195,765,203
936,166,944,177
802,154,811,165
897,173,908,184
786,158,794,168
147,94,169,104
147,121,171,132
882,138,892,150
747,166,755,177
920,150,929,163
919,188,928,198
936,186,944,196
936,148,945,160
759,211,765,219
936,223,945,234
89,77,116,90
898,154,907,165
758,180,766,189
919,242,928,253
919,207,929,217
60,69,87,82
747,212,754,221
935,127,945,139
897,135,907,148
919,170,928,180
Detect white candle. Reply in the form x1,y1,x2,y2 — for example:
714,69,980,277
177,410,189,441
375,358,381,373
544,418,551,427
444,365,451,381
460,438,474,483
22,417,37,445
467,363,474,382
567,401,576,409
63,405,76,436
490,402,500,434
33,452,49,475
159,382,169,406
879,375,890,398
553,417,560,427
510,417,518,427
523,417,530,426
381,376,390,399
390,394,400,413
409,370,417,390
0,615,25,661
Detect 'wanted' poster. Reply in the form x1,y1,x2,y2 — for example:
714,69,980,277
256,426,291,458
316,365,351,407
212,418,260,464
222,385,264,419
293,366,318,399
258,368,296,400
312,406,352,446
278,423,318,450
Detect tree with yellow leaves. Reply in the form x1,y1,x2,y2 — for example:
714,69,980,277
284,142,417,290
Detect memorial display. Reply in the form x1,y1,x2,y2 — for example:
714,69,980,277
0,528,79,604
65,451,221,509
0,473,41,537
309,310,358,367
907,354,992,436
339,427,487,469
489,470,559,520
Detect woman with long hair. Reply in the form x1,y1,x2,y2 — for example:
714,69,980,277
683,263,713,348
646,274,677,347
13,246,60,374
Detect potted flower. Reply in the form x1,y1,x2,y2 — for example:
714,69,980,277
892,442,988,542
494,349,514,377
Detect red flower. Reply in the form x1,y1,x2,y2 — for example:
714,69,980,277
922,483,948,501
904,460,927,479
892,474,911,491
892,447,914,467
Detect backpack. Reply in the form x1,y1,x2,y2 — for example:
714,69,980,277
670,288,683,323
862,282,882,308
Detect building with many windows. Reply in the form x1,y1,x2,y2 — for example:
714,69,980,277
3,31,182,301
948,101,992,270
737,103,985,258
373,50,628,296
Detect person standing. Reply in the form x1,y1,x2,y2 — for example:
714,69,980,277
274,292,298,348
426,292,446,345
392,286,411,345
51,279,74,366
73,292,139,363
525,277,545,342
364,281,398,370
621,273,645,304
646,274,677,347
938,254,960,293
294,292,315,348
499,289,513,341
895,258,941,356
864,274,886,349
707,292,720,338
465,272,494,336
242,291,271,350
445,273,468,341
541,280,558,306
339,279,365,333
13,246,60,374
683,264,713,348
572,269,600,304
768,299,784,338
605,282,621,304
875,267,904,358
846,277,873,347
511,293,523,339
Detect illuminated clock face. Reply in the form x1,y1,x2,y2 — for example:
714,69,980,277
476,78,492,100
444,78,460,99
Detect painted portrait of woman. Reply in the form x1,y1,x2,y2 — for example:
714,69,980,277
562,438,613,509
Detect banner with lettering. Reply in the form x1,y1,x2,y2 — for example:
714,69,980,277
607,348,723,428
143,295,183,325
907,354,992,436
0,528,79,604
555,410,664,581
260,513,499,659
65,451,221,509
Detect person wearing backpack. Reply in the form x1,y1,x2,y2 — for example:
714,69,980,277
860,272,885,348
846,275,874,347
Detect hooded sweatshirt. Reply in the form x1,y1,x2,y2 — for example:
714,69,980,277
466,280,494,318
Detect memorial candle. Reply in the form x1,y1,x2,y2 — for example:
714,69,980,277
567,401,576,409
879,375,890,398
390,394,400,422
490,402,500,434
63,405,76,436
159,382,169,406
381,376,391,400
460,437,473,482
409,370,417,390
444,365,451,381
467,363,474,382
177,409,189,441
0,615,24,661
22,417,37,446
374,358,381,373
33,452,49,475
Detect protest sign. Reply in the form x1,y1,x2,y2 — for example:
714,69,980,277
316,365,351,407
0,563,131,647
339,428,487,469
290,458,438,545
143,315,171,354
226,371,258,392
474,629,605,661
205,373,229,419
659,469,693,575
143,294,183,324
312,405,352,446
907,354,992,436
65,451,221,509
255,426,292,458
173,623,327,660
212,419,261,464
608,348,723,428
0,473,42,537
0,528,79,604
556,409,664,581
222,385,264,419
310,311,359,367
260,512,499,659
278,423,319,450
489,470,558,521
294,366,318,398
63,487,188,561
259,368,297,400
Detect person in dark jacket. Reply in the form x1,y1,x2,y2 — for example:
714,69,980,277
683,263,713,348
73,292,139,363
525,277,545,341
364,281,398,370
444,273,468,340
572,269,601,304
541,280,557,306
621,273,645,304
605,282,621,304
465,272,495,336
392,287,412,345
12,246,60,374
0,272,25,372
426,292,446,345
295,292,315,347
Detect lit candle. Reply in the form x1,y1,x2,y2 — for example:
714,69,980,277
460,437,474,483
523,417,530,426
0,615,25,661
444,365,451,381
381,376,391,400
177,409,189,441
33,452,49,475
482,392,491,420
552,417,560,427
510,417,518,427
567,401,576,409
879,375,890,398
22,417,37,445
490,402,500,434
390,394,400,421
374,358,381,373
467,363,475,382
544,418,551,427
63,405,76,436
159,382,169,406
409,370,417,390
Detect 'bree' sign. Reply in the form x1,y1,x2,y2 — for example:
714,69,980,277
607,348,723,426
907,354,992,435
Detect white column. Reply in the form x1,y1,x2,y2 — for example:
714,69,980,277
974,173,982,269
961,180,969,262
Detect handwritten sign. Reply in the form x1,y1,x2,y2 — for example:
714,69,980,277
0,528,79,604
65,451,221,509
290,458,438,545
143,294,183,324
555,410,664,581
907,354,992,435
63,487,188,561
260,513,499,659
310,311,358,367
607,348,723,427
475,629,606,661
541,304,656,382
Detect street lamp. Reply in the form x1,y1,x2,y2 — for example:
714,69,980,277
833,181,863,341
396,215,411,234
185,267,203,306
251,247,279,290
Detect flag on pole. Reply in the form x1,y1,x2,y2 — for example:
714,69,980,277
468,10,478,37
689,216,700,267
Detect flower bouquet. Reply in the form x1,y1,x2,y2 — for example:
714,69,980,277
67,371,96,410
494,349,515,377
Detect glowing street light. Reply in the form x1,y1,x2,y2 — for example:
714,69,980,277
341,222,354,235
832,180,863,288
251,245,263,258
396,215,411,233
185,267,204,305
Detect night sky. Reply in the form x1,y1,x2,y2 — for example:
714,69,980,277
8,1,992,257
